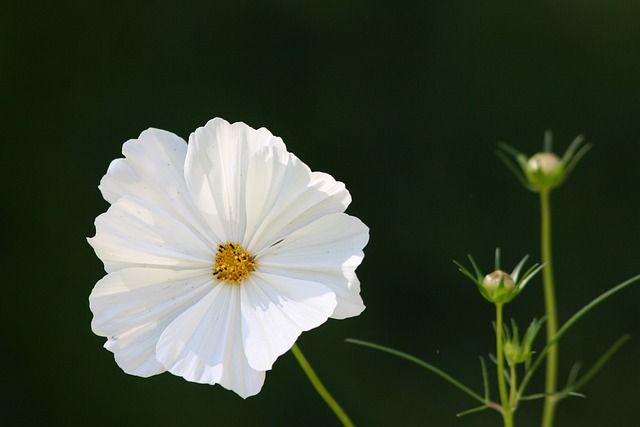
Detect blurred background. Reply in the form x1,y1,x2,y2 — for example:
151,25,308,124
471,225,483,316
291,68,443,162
3,1,639,426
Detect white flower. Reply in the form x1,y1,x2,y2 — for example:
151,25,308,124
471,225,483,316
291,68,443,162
89,118,368,398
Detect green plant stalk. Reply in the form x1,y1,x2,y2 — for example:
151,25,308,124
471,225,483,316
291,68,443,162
291,343,355,427
540,189,558,427
496,303,514,427
509,363,518,410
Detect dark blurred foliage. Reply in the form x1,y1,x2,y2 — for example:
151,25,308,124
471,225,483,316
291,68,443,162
2,1,639,426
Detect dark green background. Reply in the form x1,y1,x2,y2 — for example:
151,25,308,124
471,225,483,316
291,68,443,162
3,1,639,426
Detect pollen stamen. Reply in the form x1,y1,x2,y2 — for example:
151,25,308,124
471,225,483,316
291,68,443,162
212,242,257,284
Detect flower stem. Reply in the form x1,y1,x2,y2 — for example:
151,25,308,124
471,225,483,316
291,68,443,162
509,363,518,410
290,343,355,427
496,302,514,427
540,189,558,427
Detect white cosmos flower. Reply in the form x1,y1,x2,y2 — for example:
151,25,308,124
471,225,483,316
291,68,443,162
88,118,368,398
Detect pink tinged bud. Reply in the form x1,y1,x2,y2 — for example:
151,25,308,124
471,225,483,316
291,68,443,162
527,153,561,175
482,270,516,294
525,152,564,190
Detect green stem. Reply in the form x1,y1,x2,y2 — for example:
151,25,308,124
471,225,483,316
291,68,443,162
540,189,558,427
509,363,518,410
290,343,355,427
496,303,514,427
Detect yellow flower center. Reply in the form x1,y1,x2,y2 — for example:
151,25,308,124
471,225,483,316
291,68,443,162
212,242,257,284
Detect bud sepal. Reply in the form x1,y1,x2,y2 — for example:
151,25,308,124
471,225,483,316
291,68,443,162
497,131,591,192
454,248,544,304
503,318,545,366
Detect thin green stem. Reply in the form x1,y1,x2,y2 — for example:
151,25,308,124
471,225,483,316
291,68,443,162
496,303,514,427
540,189,558,427
290,343,355,427
509,363,518,410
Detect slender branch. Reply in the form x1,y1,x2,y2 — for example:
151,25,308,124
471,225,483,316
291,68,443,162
509,363,518,410
346,339,486,404
518,275,640,396
496,303,514,427
480,356,490,401
568,335,631,393
291,343,355,427
540,189,559,427
554,276,640,342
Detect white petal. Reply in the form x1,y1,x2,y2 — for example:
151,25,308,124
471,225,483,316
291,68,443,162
243,146,351,253
100,128,187,203
156,283,266,398
259,213,368,319
99,128,213,243
240,272,336,371
184,118,286,244
89,196,213,272
89,267,212,377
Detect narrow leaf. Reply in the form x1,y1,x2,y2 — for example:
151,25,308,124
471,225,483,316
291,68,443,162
520,391,585,401
456,404,491,417
467,254,483,281
563,142,592,180
346,339,485,404
480,356,490,401
496,150,532,190
569,335,631,393
543,130,553,152
561,134,585,162
518,274,640,395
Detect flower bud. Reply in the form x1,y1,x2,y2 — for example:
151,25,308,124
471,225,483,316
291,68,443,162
525,152,564,190
503,318,543,366
455,250,543,305
483,270,515,292
504,339,529,366
504,340,519,363
498,132,590,193
482,270,515,301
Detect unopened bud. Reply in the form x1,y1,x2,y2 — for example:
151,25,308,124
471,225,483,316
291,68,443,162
504,340,523,365
525,152,563,190
483,270,515,292
483,270,515,296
